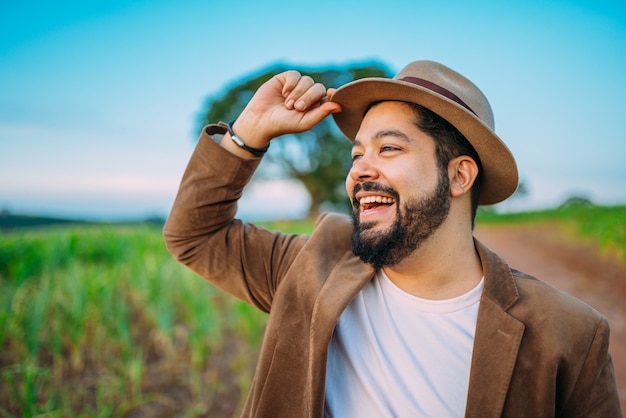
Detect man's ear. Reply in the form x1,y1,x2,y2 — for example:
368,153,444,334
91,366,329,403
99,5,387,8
448,156,479,198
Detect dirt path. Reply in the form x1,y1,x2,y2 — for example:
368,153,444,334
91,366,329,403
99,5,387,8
474,223,626,413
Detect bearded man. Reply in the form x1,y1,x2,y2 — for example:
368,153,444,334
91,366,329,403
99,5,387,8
164,60,621,417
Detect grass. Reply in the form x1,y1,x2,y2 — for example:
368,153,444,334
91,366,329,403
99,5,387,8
0,224,267,417
1,204,624,416
477,204,626,262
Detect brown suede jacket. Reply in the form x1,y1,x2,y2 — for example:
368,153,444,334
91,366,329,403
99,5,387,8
163,125,622,417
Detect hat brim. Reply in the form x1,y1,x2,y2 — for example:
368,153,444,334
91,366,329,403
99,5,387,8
331,78,518,205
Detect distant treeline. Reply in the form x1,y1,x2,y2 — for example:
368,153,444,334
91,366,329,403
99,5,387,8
0,213,165,231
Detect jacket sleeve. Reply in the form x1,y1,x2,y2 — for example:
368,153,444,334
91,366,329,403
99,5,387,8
162,125,308,313
560,314,623,417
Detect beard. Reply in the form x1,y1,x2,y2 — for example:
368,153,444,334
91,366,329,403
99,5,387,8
351,168,451,269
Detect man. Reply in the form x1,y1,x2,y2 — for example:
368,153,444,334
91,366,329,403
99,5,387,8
164,60,622,417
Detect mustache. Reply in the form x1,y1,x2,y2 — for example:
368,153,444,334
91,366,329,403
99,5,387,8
352,182,400,206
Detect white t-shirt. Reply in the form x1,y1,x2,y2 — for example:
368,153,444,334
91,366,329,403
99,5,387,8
325,270,483,418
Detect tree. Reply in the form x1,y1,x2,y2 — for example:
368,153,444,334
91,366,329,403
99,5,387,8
197,61,393,218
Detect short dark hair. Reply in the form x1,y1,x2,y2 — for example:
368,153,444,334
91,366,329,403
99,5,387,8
406,102,483,226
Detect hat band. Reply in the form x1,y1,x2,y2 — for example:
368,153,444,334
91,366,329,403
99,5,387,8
399,76,477,115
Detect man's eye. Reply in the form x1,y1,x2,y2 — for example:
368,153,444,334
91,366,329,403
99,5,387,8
351,154,362,163
381,146,399,153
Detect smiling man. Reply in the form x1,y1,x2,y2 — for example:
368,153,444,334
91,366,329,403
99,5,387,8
164,61,621,417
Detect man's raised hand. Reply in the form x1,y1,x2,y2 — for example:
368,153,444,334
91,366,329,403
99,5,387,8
229,70,342,151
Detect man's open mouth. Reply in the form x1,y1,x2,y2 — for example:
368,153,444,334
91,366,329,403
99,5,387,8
359,195,396,213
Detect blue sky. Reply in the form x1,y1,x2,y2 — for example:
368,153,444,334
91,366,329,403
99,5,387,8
1,0,625,220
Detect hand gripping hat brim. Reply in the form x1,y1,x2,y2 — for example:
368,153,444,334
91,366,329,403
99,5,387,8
331,60,518,205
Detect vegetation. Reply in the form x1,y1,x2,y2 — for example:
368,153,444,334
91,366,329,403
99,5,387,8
197,61,393,218
0,212,85,230
0,224,267,417
477,203,626,261
0,204,624,416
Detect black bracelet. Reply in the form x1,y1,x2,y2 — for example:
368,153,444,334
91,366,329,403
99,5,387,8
227,120,269,157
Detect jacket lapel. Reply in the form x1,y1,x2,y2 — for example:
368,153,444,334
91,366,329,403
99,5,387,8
305,250,375,417
465,240,525,418
311,250,375,347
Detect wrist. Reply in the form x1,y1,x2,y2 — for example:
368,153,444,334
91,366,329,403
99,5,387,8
227,120,269,158
231,112,273,147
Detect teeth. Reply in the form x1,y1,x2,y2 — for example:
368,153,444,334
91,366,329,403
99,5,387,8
359,196,395,205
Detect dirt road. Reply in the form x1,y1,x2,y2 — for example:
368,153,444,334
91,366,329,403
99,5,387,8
475,223,626,413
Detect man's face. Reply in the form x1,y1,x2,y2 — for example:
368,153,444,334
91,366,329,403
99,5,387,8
345,102,451,269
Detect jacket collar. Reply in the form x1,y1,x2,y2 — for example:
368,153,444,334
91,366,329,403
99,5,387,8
465,238,525,417
313,238,520,315
475,238,520,310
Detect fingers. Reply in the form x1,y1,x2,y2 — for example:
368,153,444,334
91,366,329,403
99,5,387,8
289,82,326,111
297,101,342,128
279,71,330,112
279,70,305,98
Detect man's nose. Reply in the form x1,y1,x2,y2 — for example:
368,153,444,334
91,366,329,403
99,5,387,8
349,155,380,182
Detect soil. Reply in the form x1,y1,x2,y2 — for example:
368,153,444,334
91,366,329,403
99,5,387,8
474,222,626,413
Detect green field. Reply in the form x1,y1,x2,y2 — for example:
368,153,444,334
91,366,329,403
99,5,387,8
0,224,267,417
476,204,626,261
1,204,624,416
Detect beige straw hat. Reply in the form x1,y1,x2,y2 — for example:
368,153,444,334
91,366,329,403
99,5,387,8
331,60,518,205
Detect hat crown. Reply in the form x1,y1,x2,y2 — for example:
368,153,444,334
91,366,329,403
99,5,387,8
395,60,495,130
